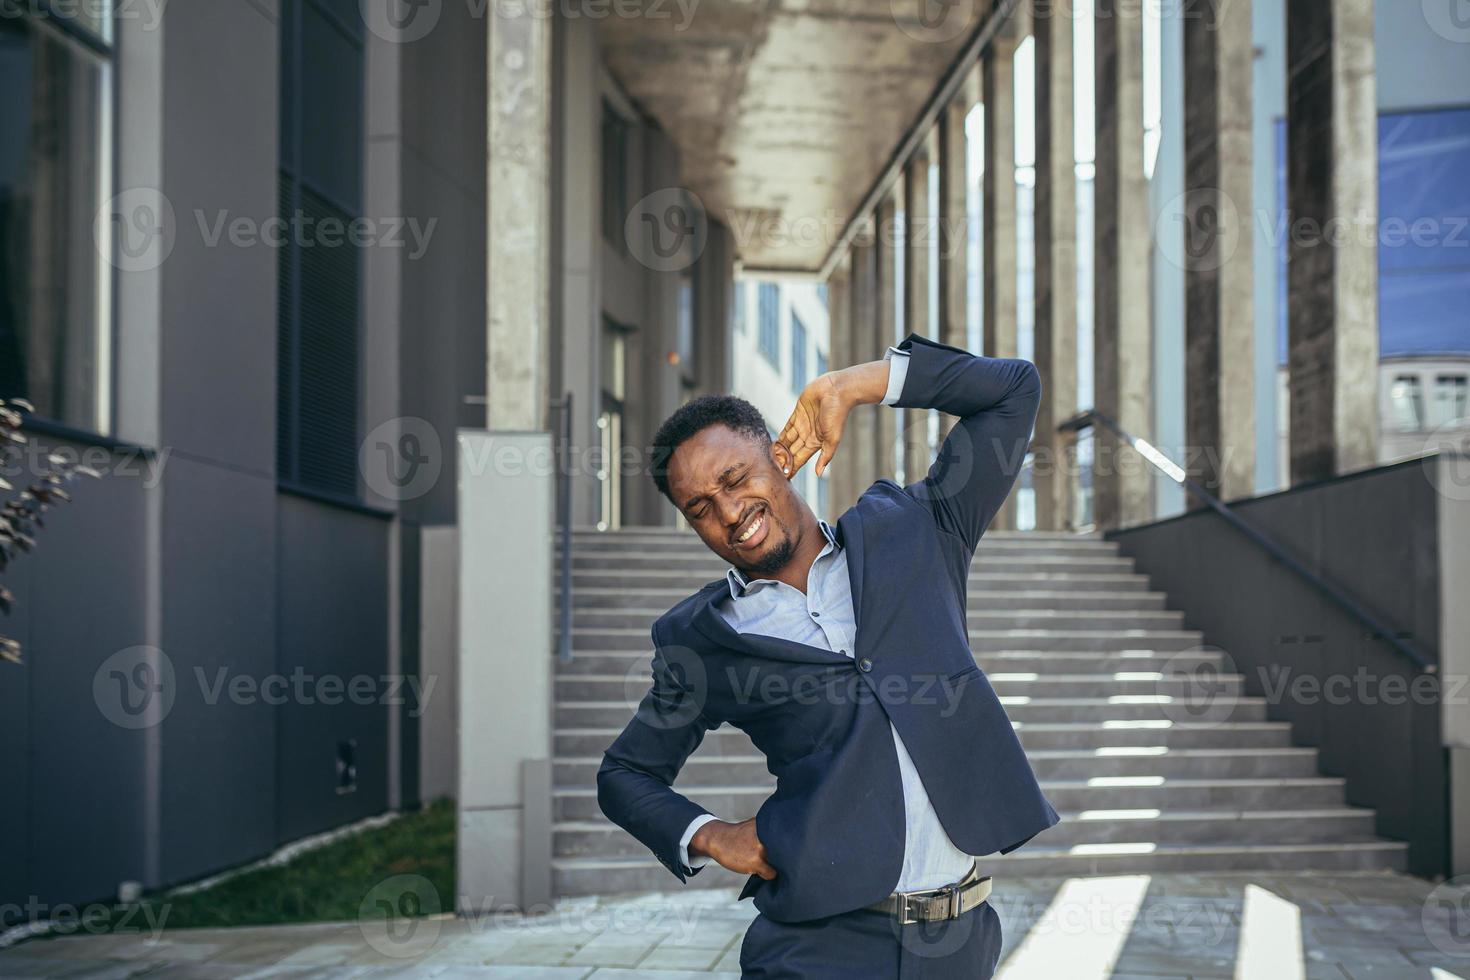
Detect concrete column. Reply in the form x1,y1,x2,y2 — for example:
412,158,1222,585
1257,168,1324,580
459,4,554,913
848,234,880,494
983,35,1020,530
875,193,900,481
826,260,853,518
903,150,933,483
1285,0,1379,484
1093,0,1153,529
458,431,553,913
1181,0,1256,507
486,2,550,430
1032,1,1078,530
983,38,1019,363
938,96,970,355
938,93,972,447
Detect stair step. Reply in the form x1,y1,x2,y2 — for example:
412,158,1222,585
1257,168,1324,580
549,841,1407,896
565,588,1168,611
569,539,1121,559
573,527,1099,542
555,673,1243,702
568,627,1206,653
571,570,1154,592
552,721,1295,755
557,747,1320,787
552,807,1379,858
568,608,1187,631
558,649,1228,676
555,696,1268,727
572,554,1139,574
552,777,1350,821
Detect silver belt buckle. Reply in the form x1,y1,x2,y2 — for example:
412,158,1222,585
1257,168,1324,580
897,891,924,926
948,884,962,920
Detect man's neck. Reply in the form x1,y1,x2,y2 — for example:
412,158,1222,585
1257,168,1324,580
758,513,826,595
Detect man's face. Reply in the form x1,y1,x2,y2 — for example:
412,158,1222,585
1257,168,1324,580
666,425,806,575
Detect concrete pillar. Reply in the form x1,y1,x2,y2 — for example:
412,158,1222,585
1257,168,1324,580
1285,0,1379,484
875,193,900,481
938,93,972,447
458,431,554,914
848,234,880,494
485,1,550,430
1032,1,1078,530
1181,0,1256,507
826,260,854,518
903,150,933,483
1093,0,1153,529
938,96,970,355
459,4,554,914
983,39,1019,363
983,35,1020,530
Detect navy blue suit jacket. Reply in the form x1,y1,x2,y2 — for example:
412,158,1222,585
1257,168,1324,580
597,334,1059,923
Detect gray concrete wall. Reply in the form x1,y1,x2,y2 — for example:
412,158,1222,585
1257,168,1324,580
1110,460,1447,875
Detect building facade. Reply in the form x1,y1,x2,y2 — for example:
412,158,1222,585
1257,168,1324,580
0,1,733,912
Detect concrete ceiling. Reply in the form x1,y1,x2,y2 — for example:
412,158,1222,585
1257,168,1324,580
598,0,994,275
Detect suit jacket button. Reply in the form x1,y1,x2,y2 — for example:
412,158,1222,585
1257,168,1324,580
858,658,873,673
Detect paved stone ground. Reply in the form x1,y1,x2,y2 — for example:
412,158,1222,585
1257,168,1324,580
4,872,1470,979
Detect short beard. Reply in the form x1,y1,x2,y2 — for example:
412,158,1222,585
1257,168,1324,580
743,511,797,575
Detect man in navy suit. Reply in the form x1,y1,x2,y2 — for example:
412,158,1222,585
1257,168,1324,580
598,334,1058,978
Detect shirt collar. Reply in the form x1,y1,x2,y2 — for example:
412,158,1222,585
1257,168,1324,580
725,519,839,600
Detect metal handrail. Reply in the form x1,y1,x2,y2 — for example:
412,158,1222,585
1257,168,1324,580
552,392,574,663
1060,409,1436,674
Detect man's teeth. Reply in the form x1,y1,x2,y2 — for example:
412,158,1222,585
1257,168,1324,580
738,515,764,543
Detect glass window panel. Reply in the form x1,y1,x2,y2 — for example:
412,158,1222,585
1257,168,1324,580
757,283,779,367
46,0,113,45
790,315,807,392
0,18,109,430
1430,375,1468,428
1390,375,1424,431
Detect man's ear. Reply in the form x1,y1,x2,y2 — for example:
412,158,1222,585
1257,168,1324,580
770,441,795,480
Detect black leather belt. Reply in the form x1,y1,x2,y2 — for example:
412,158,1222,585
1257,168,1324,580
866,865,992,925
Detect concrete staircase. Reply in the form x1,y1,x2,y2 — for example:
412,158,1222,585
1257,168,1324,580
552,526,1407,897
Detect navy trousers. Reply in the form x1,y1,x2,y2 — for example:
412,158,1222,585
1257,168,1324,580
739,901,1003,979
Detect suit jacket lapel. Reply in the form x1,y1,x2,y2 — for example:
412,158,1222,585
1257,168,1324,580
835,507,865,641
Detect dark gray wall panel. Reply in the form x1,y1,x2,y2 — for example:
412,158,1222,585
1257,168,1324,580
4,437,151,908
398,147,484,526
0,535,31,907
275,494,390,842
159,0,280,474
1112,460,1447,875
157,455,278,886
397,1,487,524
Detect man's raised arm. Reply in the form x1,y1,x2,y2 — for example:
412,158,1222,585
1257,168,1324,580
889,333,1041,554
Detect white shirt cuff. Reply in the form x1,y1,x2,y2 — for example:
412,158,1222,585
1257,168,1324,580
679,814,720,871
881,348,910,406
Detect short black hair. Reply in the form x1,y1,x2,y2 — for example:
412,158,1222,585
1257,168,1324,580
651,395,771,503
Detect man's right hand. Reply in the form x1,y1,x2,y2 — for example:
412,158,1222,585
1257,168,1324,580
689,818,777,880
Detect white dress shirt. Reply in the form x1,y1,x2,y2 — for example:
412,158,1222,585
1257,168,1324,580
677,350,976,892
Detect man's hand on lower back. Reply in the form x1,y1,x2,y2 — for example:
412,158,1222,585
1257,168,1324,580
689,817,778,880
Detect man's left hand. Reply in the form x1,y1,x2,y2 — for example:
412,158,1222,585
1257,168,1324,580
777,361,891,479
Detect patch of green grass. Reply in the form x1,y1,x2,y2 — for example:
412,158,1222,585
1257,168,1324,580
113,798,456,931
